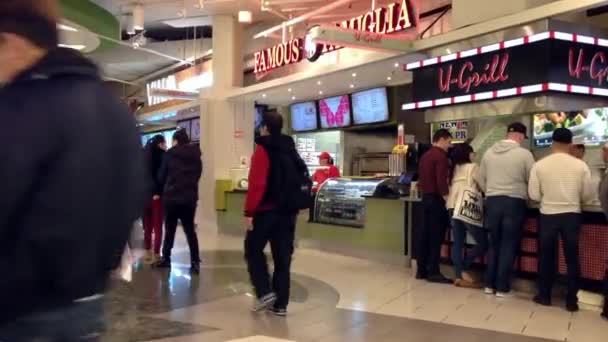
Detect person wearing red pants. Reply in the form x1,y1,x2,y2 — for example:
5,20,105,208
143,134,167,264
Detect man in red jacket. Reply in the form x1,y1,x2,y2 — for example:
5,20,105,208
244,111,300,317
416,128,453,284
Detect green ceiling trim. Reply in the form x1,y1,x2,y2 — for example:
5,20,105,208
59,0,119,52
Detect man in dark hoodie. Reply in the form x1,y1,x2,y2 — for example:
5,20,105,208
155,129,203,274
244,111,305,317
0,1,144,340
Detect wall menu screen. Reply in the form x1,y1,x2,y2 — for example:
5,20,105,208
290,102,318,132
352,87,389,125
319,95,351,129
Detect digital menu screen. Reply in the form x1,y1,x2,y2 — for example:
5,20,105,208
533,109,608,147
352,88,389,125
191,118,201,141
319,95,351,129
290,102,318,132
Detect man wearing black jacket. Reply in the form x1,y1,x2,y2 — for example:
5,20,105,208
155,130,203,274
0,1,145,340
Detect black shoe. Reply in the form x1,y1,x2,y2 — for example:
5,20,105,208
415,272,427,280
566,302,579,312
190,262,200,275
153,258,171,269
533,295,552,306
427,274,452,284
601,312,608,320
268,306,287,317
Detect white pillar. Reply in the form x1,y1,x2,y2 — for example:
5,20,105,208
452,0,556,28
197,16,254,230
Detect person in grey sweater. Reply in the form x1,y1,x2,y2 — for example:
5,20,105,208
476,122,535,297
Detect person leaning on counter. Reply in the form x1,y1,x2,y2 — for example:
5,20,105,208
528,128,594,312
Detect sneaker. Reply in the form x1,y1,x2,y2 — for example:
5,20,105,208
190,262,200,275
153,258,171,269
496,291,513,298
143,250,154,264
268,307,287,317
252,293,277,312
484,287,495,295
533,295,552,306
454,279,482,289
461,271,476,284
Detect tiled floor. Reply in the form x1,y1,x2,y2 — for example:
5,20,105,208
103,228,607,342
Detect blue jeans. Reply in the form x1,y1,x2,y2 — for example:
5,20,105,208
0,298,104,341
451,217,489,279
484,196,527,293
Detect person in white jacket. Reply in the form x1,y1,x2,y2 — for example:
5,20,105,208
529,128,594,312
447,143,488,288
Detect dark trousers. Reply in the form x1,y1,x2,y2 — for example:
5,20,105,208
0,299,104,342
484,196,527,293
417,194,449,277
451,217,489,279
162,202,200,263
245,211,296,309
538,213,582,304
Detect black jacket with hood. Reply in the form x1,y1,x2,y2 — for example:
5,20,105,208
159,143,202,206
0,48,145,323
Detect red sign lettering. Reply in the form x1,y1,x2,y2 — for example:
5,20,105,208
438,54,510,93
254,39,302,74
568,48,608,86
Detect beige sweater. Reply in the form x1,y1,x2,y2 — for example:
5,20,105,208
528,152,594,215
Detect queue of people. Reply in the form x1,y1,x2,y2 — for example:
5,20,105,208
418,122,607,315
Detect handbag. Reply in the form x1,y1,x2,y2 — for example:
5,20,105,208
453,164,484,227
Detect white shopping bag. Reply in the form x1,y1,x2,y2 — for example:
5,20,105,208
113,245,133,282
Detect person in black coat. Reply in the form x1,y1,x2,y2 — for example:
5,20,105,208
143,135,167,263
0,1,145,340
155,129,202,274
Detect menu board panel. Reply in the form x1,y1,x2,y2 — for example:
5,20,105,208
352,88,389,125
177,120,192,137
290,102,318,132
191,118,201,141
533,109,608,147
319,95,351,129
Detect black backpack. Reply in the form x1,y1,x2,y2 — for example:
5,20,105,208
272,149,313,213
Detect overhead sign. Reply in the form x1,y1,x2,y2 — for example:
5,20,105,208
308,25,416,52
254,0,417,75
404,31,608,110
149,88,199,100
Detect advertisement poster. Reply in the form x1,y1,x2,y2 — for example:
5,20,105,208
533,108,608,146
431,120,469,143
352,88,389,125
319,95,351,129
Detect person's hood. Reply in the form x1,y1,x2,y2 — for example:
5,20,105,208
14,47,99,84
491,140,521,154
169,143,201,161
256,134,297,153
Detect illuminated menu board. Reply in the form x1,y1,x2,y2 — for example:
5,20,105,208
290,102,318,132
352,88,389,125
319,95,351,129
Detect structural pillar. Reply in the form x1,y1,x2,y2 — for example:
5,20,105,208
197,16,254,230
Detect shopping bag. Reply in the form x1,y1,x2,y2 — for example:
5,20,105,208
453,186,483,227
112,245,133,282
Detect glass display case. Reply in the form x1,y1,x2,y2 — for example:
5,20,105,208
315,178,389,228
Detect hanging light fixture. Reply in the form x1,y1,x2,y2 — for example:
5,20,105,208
238,11,253,23
132,3,145,31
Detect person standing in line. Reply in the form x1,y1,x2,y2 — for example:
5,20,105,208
143,135,167,264
570,144,586,160
528,128,594,312
0,0,145,339
596,142,608,320
446,143,488,288
309,152,340,221
244,111,310,316
476,122,535,297
155,130,202,274
416,129,453,284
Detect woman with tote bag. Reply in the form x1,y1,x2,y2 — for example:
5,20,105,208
447,143,488,288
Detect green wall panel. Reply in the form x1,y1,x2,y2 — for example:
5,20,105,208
60,0,119,51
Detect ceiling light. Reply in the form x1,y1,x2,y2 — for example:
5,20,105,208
352,72,357,77
387,76,392,81
394,62,400,68
349,84,355,88
238,11,252,23
262,94,267,98
317,81,322,85
132,3,145,31
288,88,292,92
291,96,296,100
319,90,324,95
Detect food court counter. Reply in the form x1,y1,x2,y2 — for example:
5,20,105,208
215,178,409,262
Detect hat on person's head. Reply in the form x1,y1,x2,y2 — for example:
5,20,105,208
318,152,331,159
507,122,528,138
552,128,573,144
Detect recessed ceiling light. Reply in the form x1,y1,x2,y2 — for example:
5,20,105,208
288,88,292,92
262,93,267,98
387,76,392,81
349,84,355,88
394,62,400,68
319,90,324,95
291,96,296,100
352,72,357,77
317,80,322,85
